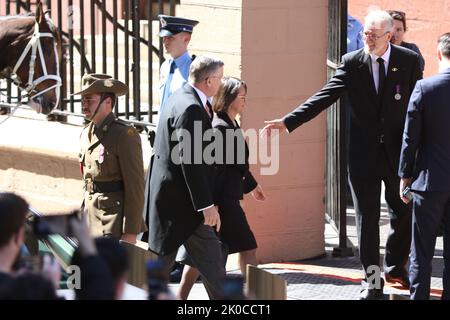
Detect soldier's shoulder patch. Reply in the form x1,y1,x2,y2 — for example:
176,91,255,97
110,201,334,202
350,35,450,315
127,127,136,136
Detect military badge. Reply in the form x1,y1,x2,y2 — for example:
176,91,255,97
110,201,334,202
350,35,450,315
98,145,105,164
104,79,114,87
394,84,401,101
392,67,398,72
127,128,135,136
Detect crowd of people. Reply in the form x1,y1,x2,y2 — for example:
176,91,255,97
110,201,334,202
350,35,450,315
1,8,450,301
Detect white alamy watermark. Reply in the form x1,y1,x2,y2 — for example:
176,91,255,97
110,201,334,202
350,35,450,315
169,121,279,175
66,265,81,290
366,265,382,289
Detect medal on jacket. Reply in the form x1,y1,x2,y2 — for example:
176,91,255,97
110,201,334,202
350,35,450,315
394,84,401,101
98,145,105,164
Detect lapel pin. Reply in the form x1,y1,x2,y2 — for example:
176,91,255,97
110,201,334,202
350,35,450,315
392,67,398,72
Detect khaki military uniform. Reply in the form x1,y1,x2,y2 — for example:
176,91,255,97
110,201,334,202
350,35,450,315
79,112,147,238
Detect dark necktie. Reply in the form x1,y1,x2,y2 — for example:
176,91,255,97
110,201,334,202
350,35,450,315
161,60,177,107
169,60,177,74
377,57,385,96
205,101,213,121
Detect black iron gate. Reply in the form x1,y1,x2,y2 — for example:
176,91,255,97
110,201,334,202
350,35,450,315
1,0,179,126
326,0,353,257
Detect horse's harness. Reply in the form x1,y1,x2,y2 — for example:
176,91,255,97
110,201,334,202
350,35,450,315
5,20,61,106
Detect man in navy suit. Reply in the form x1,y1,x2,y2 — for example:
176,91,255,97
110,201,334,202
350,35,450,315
262,10,422,299
399,32,450,300
147,56,226,299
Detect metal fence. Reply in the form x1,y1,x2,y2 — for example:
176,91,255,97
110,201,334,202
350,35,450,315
325,0,353,257
1,0,179,126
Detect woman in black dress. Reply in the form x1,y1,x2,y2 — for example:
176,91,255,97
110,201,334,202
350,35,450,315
212,77,266,274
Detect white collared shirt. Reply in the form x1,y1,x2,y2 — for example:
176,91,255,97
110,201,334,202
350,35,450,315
369,43,391,93
189,82,208,108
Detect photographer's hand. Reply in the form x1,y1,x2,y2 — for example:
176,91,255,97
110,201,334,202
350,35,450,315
42,254,61,290
69,211,97,257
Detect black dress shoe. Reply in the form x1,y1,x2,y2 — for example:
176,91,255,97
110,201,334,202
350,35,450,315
385,273,410,289
359,288,384,300
169,263,184,283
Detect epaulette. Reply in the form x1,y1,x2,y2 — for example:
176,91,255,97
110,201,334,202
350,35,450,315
113,118,129,127
114,118,138,136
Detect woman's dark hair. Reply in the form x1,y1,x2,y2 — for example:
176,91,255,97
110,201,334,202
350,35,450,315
388,10,407,31
212,77,247,114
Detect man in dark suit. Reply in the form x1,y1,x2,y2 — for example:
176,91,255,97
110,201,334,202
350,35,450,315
262,10,422,299
146,56,225,299
398,33,450,300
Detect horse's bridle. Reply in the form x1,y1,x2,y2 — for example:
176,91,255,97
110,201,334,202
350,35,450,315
10,21,62,108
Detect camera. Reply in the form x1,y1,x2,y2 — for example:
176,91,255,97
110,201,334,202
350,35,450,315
146,259,170,300
32,210,79,237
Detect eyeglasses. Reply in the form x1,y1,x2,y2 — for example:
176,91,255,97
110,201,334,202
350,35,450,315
361,31,389,41
387,10,406,18
208,75,223,81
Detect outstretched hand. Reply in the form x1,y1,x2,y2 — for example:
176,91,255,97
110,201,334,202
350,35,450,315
260,119,286,139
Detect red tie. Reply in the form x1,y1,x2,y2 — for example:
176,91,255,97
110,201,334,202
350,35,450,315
205,101,213,119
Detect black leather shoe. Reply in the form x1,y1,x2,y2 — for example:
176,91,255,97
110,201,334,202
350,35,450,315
359,288,384,300
169,264,184,283
385,273,410,289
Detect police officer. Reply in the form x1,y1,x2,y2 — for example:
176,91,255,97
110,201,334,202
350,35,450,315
158,14,199,108
145,15,199,281
77,74,147,244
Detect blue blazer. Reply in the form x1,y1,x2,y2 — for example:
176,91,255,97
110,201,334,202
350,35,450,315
398,68,450,191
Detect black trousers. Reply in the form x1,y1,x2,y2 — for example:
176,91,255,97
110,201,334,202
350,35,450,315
349,145,412,282
160,224,226,300
410,191,450,300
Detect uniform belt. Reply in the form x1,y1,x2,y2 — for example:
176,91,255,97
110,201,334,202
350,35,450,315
85,180,124,194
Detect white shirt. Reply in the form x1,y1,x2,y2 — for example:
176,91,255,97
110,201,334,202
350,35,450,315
369,43,391,93
188,83,214,213
189,83,208,109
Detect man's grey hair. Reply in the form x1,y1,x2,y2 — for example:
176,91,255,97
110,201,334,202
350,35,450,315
188,56,224,84
364,10,394,33
438,32,450,59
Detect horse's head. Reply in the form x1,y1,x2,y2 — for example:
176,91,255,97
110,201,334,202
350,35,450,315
10,3,62,114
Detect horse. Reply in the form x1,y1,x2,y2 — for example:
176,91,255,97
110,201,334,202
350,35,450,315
0,2,62,115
